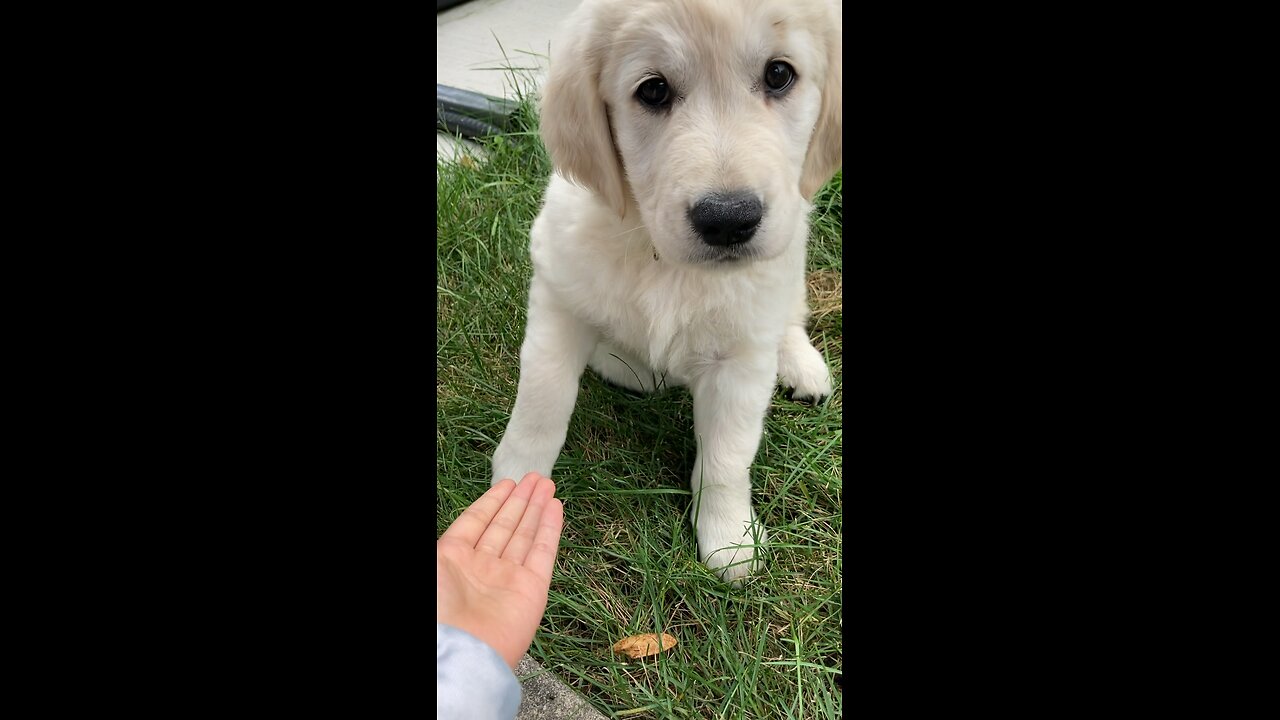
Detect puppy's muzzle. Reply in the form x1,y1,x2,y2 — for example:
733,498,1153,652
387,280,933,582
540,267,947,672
688,191,763,246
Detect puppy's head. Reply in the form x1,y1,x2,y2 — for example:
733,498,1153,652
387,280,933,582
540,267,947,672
540,0,842,267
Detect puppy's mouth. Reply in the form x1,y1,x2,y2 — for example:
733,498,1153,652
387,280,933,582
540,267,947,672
688,242,763,264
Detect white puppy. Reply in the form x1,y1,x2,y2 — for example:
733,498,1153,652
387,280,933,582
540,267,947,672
493,0,842,582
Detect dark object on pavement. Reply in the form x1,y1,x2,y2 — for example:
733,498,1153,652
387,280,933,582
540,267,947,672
437,83,520,140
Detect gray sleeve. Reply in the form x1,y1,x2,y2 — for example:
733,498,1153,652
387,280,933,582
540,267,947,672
437,622,522,720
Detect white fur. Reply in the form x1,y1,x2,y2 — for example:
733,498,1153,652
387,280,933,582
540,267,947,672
492,0,842,583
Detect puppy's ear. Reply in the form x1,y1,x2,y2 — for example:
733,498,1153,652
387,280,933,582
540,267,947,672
800,15,842,200
539,15,629,218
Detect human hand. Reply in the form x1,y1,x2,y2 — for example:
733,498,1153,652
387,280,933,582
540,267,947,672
437,472,564,670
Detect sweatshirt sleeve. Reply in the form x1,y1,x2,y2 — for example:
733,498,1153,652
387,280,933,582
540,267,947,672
436,622,522,720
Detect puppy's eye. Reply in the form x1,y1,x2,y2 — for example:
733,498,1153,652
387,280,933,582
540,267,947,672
636,77,671,107
764,61,796,93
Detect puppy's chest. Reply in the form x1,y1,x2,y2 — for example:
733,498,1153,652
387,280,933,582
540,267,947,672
561,254,784,371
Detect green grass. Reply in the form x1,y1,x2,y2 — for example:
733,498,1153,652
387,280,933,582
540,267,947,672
437,93,842,720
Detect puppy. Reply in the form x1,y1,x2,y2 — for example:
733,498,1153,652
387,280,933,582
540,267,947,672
492,0,841,582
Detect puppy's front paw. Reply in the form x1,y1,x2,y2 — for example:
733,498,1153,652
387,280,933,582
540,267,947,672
492,432,554,486
694,510,768,585
779,341,832,405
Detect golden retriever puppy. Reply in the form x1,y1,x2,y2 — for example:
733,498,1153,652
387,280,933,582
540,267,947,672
492,0,842,582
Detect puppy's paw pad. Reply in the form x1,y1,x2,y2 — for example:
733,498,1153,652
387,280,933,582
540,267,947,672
784,387,830,406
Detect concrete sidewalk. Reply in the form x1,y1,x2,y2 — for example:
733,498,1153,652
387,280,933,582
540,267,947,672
438,2,605,718
514,655,608,720
436,0,580,161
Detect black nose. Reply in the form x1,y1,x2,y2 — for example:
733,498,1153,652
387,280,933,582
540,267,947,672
688,192,763,246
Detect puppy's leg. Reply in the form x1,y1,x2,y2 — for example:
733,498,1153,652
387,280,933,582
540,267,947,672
588,342,664,393
688,351,776,584
777,291,832,404
492,282,597,485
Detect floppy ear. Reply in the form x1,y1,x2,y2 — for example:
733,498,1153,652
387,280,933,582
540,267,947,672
539,15,629,218
800,18,842,200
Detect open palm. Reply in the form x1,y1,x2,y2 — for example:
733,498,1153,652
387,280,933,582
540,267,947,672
437,472,564,670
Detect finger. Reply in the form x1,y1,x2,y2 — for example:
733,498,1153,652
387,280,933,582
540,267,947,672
524,497,564,581
439,479,516,546
474,472,543,555
501,474,557,565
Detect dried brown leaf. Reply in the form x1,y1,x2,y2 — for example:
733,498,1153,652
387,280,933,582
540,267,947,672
612,632,678,659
